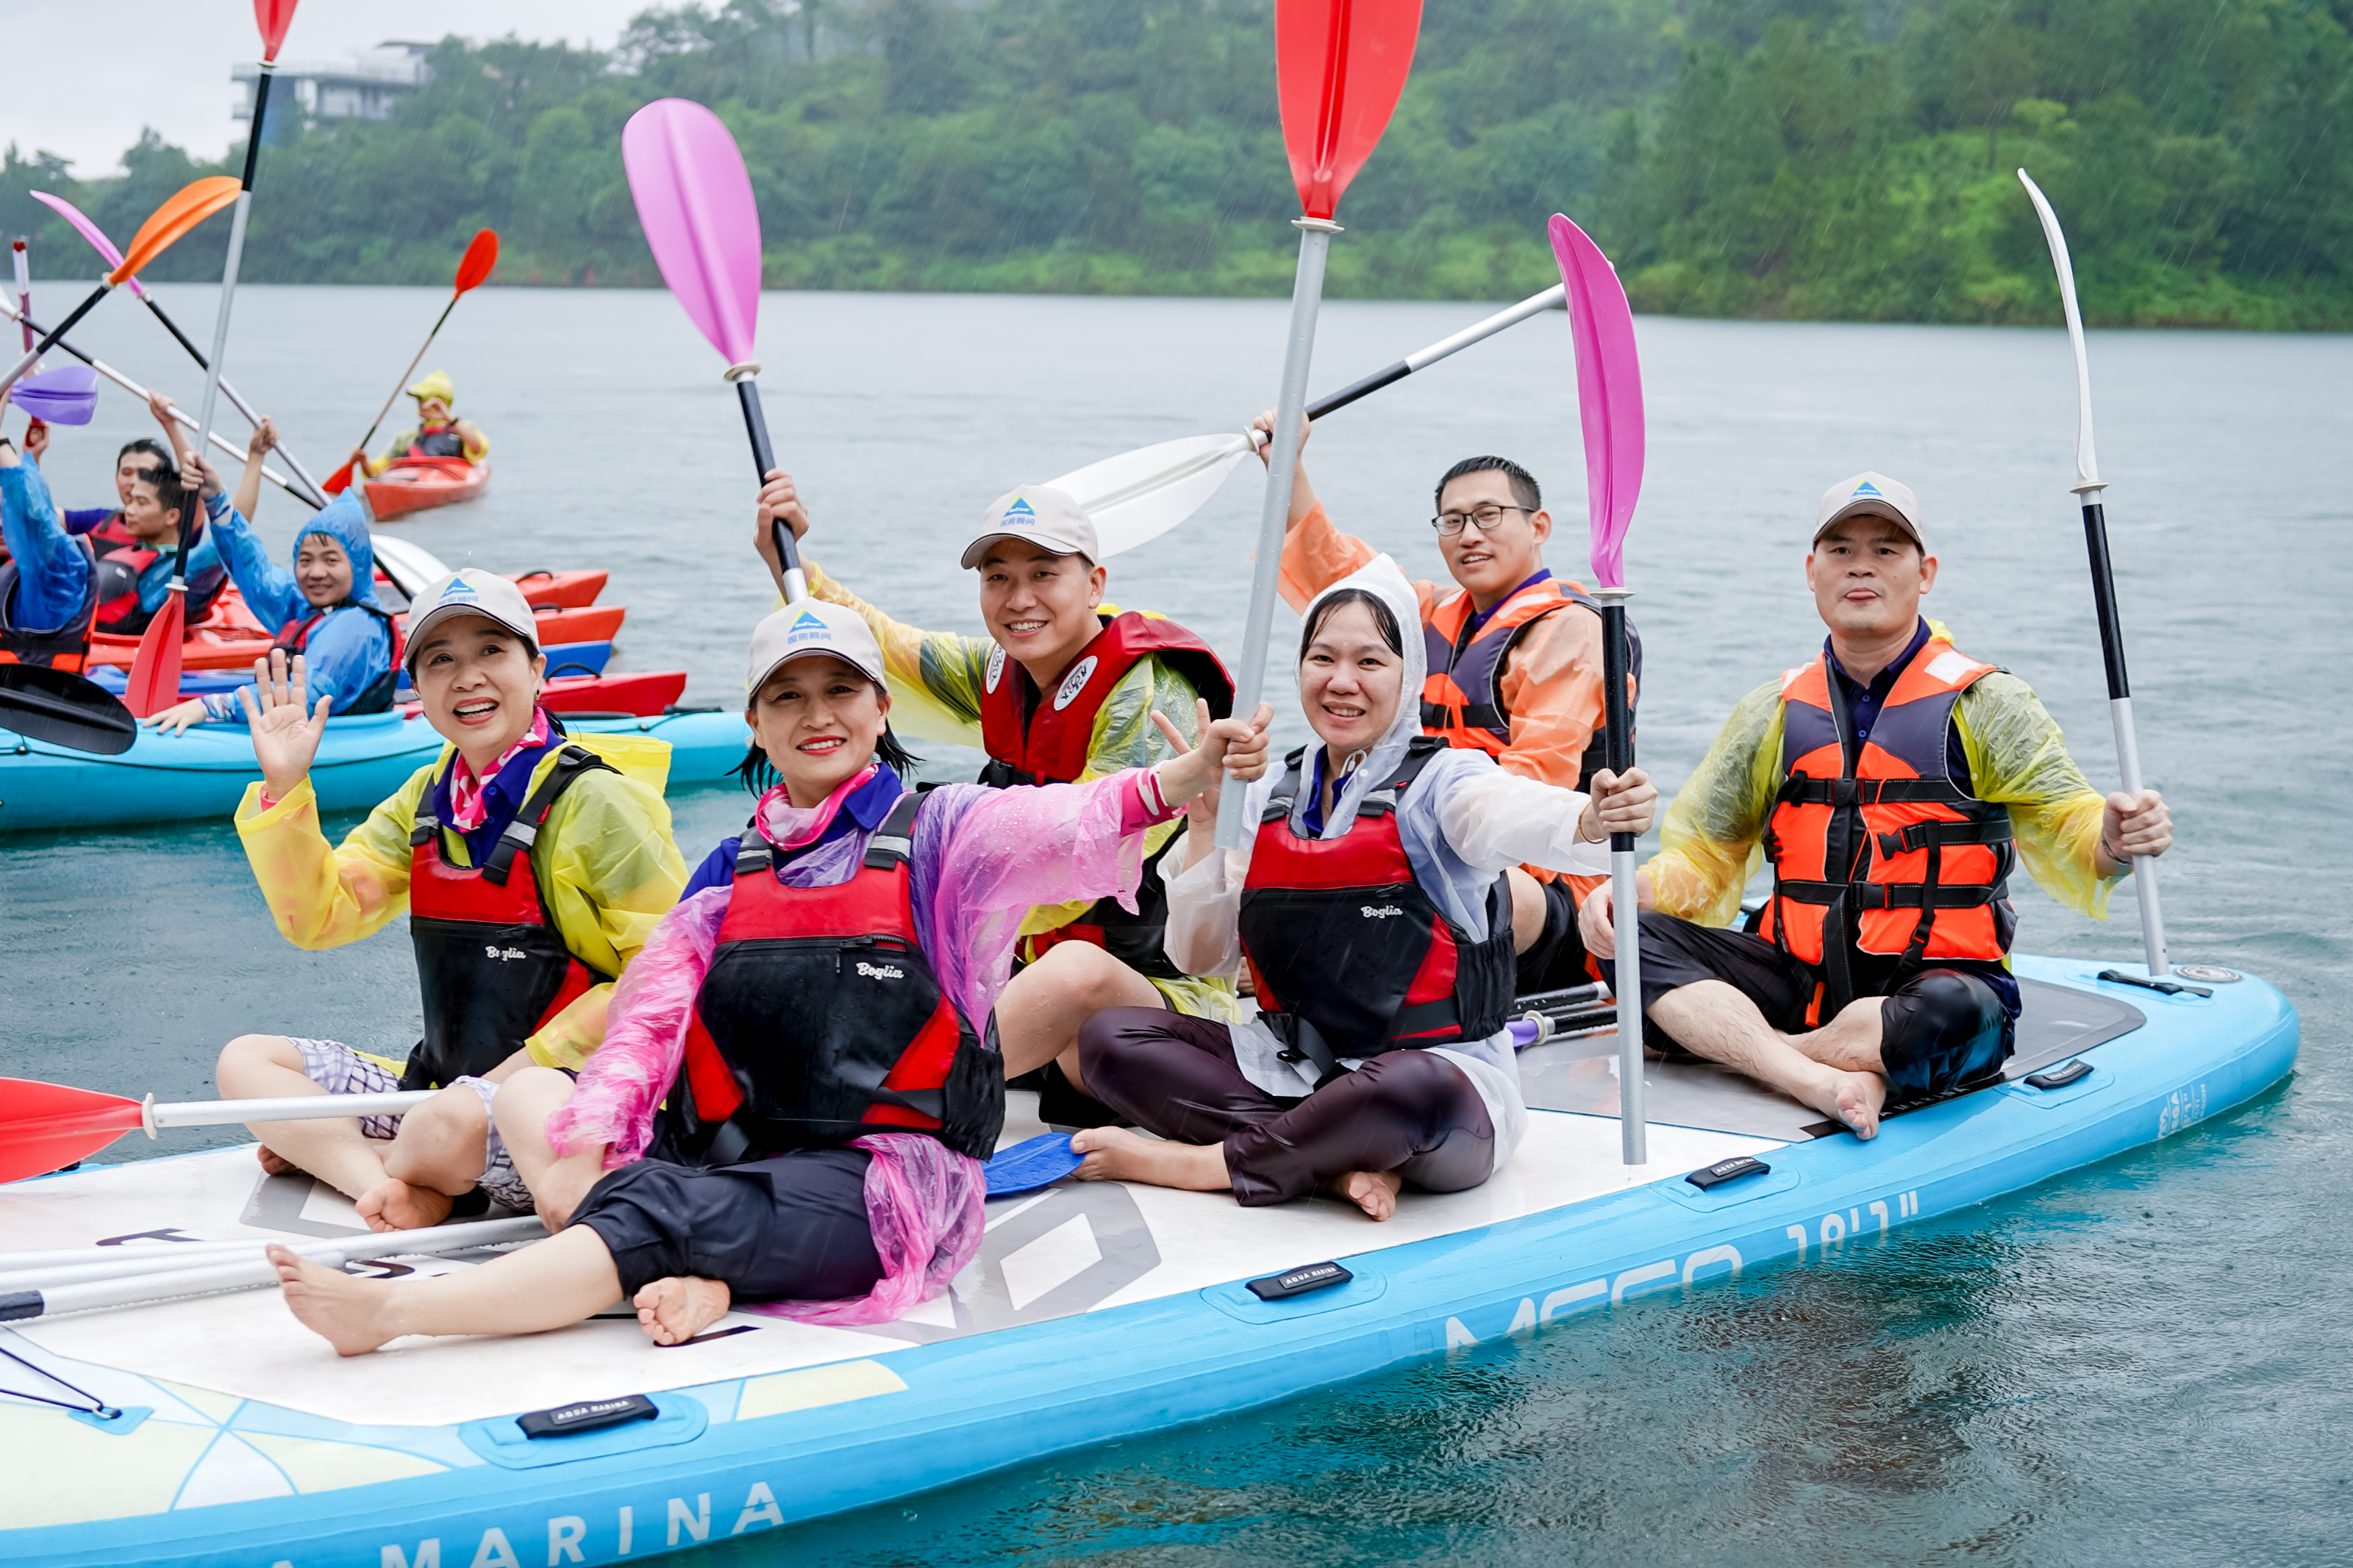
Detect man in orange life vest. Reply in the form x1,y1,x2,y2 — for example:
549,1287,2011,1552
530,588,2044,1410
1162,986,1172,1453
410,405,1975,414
1580,472,2174,1139
1254,414,1633,998
752,470,1239,1123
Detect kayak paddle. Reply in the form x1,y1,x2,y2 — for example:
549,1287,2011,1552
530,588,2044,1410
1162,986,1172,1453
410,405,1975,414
1055,283,1567,558
0,662,136,755
622,99,809,604
0,1076,437,1186
0,294,311,505
1216,0,1425,849
32,188,329,506
0,1217,547,1293
12,366,98,426
319,227,498,496
125,0,302,721
1549,212,1649,1167
2016,169,2169,978
0,176,240,403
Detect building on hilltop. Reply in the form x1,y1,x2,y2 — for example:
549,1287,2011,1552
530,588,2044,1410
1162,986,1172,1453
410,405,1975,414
233,43,435,142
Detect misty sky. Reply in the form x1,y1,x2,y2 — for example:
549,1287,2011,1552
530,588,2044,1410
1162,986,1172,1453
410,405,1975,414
10,1,651,176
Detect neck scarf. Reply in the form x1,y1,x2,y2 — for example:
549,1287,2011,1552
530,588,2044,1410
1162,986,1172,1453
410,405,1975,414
449,706,551,833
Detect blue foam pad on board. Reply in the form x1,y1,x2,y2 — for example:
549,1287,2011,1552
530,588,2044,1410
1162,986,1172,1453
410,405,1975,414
984,1133,1082,1198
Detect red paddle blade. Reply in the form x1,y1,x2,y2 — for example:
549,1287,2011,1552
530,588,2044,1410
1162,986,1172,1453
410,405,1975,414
110,177,240,286
255,0,300,60
321,459,355,495
122,590,188,719
1276,0,1425,220
0,1078,144,1184
453,229,499,294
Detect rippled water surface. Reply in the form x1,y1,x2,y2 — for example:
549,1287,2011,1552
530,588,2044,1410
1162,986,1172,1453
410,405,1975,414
4,284,2348,1564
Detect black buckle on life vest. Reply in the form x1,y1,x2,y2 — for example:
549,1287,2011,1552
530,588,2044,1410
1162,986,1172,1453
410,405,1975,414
1876,817,2014,857
1850,881,2000,912
732,830,773,878
482,745,614,887
860,792,921,870
409,813,441,849
1778,774,1971,809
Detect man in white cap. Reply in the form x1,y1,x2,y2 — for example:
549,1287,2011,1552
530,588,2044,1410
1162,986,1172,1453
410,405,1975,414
751,469,1239,1126
1578,471,2174,1139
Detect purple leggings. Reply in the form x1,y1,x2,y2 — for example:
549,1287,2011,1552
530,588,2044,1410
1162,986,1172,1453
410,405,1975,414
1077,1008,1496,1207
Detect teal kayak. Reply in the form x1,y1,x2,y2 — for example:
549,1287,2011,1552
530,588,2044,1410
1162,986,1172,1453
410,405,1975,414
0,709,751,834
0,957,2298,1565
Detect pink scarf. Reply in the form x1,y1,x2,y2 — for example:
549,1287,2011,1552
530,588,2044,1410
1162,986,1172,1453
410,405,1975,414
448,706,551,833
755,764,879,851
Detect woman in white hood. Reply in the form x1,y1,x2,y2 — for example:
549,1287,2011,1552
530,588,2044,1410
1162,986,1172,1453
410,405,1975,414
1069,558,1654,1219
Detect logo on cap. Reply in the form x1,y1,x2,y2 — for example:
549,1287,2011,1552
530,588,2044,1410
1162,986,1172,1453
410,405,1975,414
785,610,829,645
1004,495,1036,520
440,581,479,602
1852,481,1882,497
1052,655,1098,712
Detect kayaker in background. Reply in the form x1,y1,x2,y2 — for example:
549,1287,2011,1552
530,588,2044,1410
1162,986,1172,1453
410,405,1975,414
753,471,1242,1128
1069,557,1654,1220
141,420,399,734
1580,473,2174,1139
1252,412,1636,1002
263,600,1271,1353
349,370,488,478
215,569,684,1231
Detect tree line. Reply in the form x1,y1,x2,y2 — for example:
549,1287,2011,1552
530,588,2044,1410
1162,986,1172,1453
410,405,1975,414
3,0,2344,328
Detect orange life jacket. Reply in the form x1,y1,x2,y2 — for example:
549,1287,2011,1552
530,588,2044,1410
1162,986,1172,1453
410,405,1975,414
1758,635,2017,1018
1418,574,1637,787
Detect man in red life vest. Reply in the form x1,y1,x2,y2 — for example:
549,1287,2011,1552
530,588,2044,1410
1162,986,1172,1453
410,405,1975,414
1256,415,1633,998
1580,472,2174,1139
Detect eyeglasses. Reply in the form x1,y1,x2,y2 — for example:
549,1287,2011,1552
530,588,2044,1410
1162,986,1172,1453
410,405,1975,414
1430,503,1533,537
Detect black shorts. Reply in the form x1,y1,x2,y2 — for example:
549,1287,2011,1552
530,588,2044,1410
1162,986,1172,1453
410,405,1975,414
568,1148,885,1301
1514,875,1595,995
1604,912,2015,1098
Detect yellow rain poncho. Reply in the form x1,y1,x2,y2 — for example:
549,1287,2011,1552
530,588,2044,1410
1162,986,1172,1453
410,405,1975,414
233,731,688,1070
804,557,1240,1021
1646,622,2122,940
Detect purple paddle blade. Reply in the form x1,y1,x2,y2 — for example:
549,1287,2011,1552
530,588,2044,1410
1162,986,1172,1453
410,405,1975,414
14,365,99,423
622,99,762,368
30,190,146,298
1547,214,1644,589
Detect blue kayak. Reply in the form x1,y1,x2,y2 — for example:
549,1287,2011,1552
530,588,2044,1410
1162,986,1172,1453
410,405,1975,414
0,956,2296,1566
0,709,751,834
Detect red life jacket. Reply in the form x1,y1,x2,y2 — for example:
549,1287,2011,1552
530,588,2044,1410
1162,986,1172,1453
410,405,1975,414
274,601,404,715
1759,636,2017,1020
1419,575,1638,787
399,744,616,1089
1238,737,1515,1079
88,515,225,637
976,609,1233,979
661,791,1003,1164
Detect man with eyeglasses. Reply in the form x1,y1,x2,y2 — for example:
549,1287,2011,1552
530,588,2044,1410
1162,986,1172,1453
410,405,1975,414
1252,415,1635,999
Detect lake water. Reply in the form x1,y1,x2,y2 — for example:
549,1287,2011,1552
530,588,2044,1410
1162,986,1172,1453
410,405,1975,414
6,282,2349,1564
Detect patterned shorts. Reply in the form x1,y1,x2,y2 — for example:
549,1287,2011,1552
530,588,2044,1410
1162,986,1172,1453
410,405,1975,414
288,1038,532,1212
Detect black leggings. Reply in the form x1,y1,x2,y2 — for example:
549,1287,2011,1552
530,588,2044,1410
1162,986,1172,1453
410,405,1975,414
1077,1009,1496,1207
568,1148,885,1300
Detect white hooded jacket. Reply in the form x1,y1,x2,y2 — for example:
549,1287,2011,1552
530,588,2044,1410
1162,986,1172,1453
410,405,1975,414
1160,555,1613,1175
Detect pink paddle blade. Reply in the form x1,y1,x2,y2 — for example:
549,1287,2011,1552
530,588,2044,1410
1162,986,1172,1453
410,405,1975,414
623,99,763,368
1548,214,1644,590
1276,0,1425,220
255,0,300,60
29,190,143,298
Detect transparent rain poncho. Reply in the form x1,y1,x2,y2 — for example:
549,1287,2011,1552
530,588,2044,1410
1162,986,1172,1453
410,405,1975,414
1647,623,2121,931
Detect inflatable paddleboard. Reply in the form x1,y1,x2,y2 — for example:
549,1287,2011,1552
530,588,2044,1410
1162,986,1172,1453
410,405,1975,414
0,957,2295,1566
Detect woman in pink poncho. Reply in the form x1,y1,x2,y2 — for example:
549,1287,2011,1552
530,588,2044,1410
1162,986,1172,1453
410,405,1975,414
268,599,1271,1354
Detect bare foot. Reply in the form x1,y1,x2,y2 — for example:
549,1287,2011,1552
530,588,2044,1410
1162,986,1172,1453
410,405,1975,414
634,1276,731,1345
355,1177,456,1234
1799,1066,1887,1140
1327,1169,1403,1221
268,1244,402,1356
1070,1125,1230,1192
256,1145,301,1178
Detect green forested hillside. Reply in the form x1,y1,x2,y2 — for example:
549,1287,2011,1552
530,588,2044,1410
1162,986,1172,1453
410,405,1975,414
4,0,2346,326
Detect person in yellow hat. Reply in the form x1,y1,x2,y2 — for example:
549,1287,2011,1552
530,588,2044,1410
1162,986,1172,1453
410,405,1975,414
350,370,488,478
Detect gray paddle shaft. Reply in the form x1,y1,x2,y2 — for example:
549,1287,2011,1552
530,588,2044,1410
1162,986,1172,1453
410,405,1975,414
1215,219,1336,849
143,1089,438,1132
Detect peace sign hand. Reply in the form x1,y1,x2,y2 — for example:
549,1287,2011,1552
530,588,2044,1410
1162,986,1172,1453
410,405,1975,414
1150,698,1276,824
237,649,332,799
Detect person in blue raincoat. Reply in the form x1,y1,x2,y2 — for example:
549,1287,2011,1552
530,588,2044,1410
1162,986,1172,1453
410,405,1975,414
144,418,399,734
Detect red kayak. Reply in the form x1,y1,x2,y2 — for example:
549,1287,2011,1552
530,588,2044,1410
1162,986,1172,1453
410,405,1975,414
365,457,490,520
402,670,688,719
505,568,607,609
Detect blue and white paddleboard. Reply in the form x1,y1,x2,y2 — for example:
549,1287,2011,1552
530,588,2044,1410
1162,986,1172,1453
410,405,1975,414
0,956,2296,1566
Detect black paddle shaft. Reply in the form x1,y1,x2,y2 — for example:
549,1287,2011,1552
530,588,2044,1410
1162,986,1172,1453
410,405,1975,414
2082,500,2132,701
1305,359,1410,422
736,375,806,582
1600,599,1636,852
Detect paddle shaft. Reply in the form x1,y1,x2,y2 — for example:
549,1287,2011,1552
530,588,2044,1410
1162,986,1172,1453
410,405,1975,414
735,371,807,602
1306,283,1565,424
11,240,29,355
138,293,328,506
351,290,461,459
1595,587,1646,1164
2082,490,2168,974
0,1212,539,1273
0,281,115,398
1215,221,1335,849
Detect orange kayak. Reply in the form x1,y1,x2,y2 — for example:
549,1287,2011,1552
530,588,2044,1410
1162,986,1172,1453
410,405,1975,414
365,457,490,520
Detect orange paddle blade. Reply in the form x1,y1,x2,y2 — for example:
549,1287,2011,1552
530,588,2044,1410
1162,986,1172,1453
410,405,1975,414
454,229,499,293
321,459,355,495
109,177,240,285
0,1078,144,1184
122,589,188,719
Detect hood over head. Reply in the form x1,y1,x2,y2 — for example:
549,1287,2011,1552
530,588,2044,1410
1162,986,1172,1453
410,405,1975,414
1288,553,1426,837
291,492,381,609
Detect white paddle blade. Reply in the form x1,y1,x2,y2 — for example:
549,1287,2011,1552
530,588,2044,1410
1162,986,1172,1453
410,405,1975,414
368,533,452,599
2016,169,2100,490
1049,432,1256,559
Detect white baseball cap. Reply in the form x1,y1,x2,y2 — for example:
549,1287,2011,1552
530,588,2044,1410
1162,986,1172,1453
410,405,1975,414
403,569,540,672
1814,471,1927,552
960,484,1100,570
746,600,888,694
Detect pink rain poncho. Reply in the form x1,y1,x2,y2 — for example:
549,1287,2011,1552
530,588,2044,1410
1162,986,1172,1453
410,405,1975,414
546,764,1169,1325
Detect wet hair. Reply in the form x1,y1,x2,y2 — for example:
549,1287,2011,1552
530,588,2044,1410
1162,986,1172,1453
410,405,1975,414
116,437,171,473
1299,587,1404,665
735,727,921,793
1434,455,1541,514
